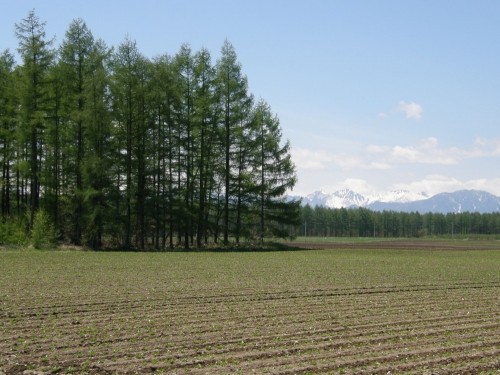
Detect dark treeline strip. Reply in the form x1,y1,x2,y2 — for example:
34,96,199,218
301,205,500,238
0,11,300,249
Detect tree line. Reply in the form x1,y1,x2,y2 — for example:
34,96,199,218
300,205,500,238
0,11,300,249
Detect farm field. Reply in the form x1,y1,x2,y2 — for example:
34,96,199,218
1,241,499,374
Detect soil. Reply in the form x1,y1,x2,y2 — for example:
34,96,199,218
1,244,499,374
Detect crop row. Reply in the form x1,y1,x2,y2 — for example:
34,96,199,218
2,283,499,373
2,248,499,373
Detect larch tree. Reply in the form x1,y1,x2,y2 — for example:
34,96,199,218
0,50,17,218
81,39,112,249
111,37,152,249
15,10,54,227
149,56,168,249
252,100,300,242
3,12,300,248
216,40,253,245
44,59,64,231
59,18,95,244
173,45,196,249
192,48,218,247
150,55,181,249
111,37,143,249
134,55,151,250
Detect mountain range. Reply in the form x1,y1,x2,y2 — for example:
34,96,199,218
291,189,500,214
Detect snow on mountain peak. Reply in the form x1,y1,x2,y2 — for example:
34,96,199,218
326,189,367,208
298,188,500,213
304,188,367,208
367,190,428,204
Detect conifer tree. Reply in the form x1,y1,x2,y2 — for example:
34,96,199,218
15,10,54,227
59,18,95,244
0,50,17,218
192,48,218,247
216,40,253,245
44,60,64,231
4,13,301,248
252,100,300,242
149,55,180,249
173,45,196,248
81,39,112,249
111,37,151,249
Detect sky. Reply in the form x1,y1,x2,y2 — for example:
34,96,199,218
2,0,500,197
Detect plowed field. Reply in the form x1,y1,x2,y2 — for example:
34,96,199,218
1,242,499,374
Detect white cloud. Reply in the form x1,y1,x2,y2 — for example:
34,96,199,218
294,137,500,175
398,101,423,120
391,145,421,162
416,136,500,163
291,148,329,170
291,137,500,196
391,175,500,196
291,147,365,170
472,136,500,156
391,175,464,196
368,161,391,170
389,138,459,165
421,136,438,149
465,178,500,195
370,136,500,166
366,144,387,153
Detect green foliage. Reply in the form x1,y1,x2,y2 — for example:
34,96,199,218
0,11,300,250
31,210,57,249
0,217,29,246
15,10,55,225
300,205,500,238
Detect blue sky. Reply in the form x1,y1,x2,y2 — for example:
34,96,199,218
2,1,500,196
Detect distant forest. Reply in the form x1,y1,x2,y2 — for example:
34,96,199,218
0,11,300,249
299,205,500,238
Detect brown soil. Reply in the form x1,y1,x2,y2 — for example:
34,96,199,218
1,247,499,374
289,238,500,251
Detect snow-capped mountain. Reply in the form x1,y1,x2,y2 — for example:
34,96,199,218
298,189,500,213
369,190,500,213
301,189,425,209
366,190,429,204
304,189,367,208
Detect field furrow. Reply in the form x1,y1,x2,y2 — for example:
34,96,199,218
1,245,499,374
